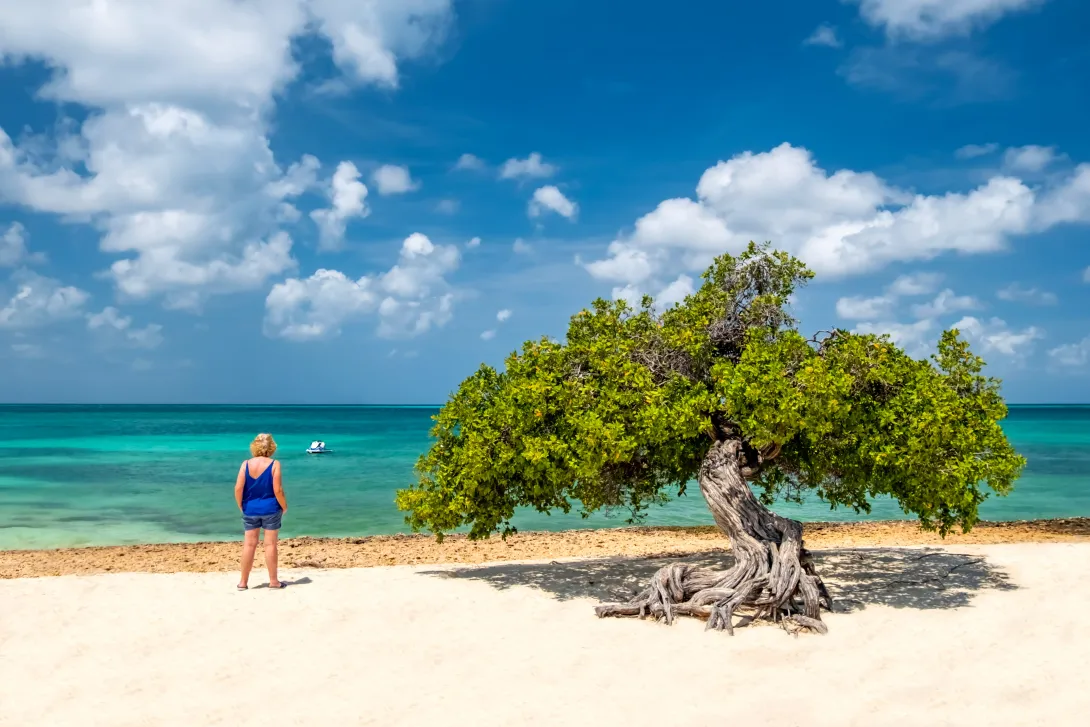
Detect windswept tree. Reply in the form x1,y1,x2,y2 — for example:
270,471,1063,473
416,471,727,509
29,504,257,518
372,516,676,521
396,244,1024,634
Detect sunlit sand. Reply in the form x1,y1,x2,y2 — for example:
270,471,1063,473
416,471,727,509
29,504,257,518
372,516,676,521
2,543,1088,726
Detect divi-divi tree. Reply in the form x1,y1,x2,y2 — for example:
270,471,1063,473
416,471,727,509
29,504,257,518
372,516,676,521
397,243,1024,634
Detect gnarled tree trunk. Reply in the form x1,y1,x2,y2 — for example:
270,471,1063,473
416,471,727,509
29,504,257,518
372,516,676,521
596,439,832,634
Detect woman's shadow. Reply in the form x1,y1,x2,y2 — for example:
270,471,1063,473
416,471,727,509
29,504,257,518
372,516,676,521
250,576,315,589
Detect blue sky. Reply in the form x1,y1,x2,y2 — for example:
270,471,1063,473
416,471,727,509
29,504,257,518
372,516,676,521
1,0,1089,404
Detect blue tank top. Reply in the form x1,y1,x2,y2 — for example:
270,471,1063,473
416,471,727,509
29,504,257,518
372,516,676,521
242,460,281,516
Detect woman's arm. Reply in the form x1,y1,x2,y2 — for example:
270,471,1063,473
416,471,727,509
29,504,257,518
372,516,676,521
273,461,288,513
234,463,246,511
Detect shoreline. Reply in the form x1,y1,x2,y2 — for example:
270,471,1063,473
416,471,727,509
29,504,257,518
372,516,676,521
3,517,1089,579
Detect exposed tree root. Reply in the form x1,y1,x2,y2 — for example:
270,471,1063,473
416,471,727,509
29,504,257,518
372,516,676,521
596,439,833,635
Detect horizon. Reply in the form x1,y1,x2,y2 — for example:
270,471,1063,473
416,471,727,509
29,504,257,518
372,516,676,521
2,1,1089,404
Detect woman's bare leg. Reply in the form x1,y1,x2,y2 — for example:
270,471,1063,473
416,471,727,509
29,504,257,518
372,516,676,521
264,528,281,587
239,529,259,588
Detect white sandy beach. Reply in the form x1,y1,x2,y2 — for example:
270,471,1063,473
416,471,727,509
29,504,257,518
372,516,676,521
2,543,1088,727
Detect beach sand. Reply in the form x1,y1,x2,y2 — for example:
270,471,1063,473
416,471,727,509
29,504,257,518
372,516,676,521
2,541,1090,726
3,517,1090,579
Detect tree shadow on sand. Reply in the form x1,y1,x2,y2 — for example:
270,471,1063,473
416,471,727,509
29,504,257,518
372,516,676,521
421,548,1016,613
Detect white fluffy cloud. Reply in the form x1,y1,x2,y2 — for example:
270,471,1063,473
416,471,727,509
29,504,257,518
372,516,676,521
1003,145,1061,174
836,273,944,321
952,315,1042,357
850,0,1046,40
852,319,935,357
499,153,557,181
86,306,163,349
1032,164,1090,229
311,161,369,250
480,329,496,341
997,283,1058,305
837,295,896,320
0,270,89,329
496,309,512,322
910,289,981,319
264,233,459,341
0,223,45,267
454,154,485,171
888,272,943,296
371,164,419,195
307,0,454,89
466,236,481,249
804,24,842,48
586,143,1089,302
1048,338,1090,368
528,186,578,220
0,0,454,308
842,269,1041,361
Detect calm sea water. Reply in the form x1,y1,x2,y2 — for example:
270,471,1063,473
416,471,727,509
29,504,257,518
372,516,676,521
1,405,1088,550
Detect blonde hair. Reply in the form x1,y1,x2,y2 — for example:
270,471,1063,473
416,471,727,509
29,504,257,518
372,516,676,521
250,433,277,458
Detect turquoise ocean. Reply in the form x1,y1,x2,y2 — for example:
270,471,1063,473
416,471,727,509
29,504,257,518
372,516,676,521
1,405,1088,550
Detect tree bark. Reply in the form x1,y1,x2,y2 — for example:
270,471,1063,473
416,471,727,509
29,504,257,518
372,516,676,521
595,439,832,634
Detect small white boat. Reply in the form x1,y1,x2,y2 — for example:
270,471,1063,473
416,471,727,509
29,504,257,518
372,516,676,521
306,440,332,454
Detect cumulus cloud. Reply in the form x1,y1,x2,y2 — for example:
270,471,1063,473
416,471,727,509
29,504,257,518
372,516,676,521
0,270,89,329
307,0,454,89
371,164,419,195
1032,164,1090,229
837,295,897,320
466,236,481,249
655,275,696,310
528,185,578,220
849,0,1046,41
480,329,496,340
804,24,842,48
499,153,557,181
496,309,512,322
310,161,369,250
586,142,1089,302
1048,338,1090,368
0,222,46,267
955,143,999,160
86,306,163,349
852,319,936,357
888,272,944,296
1003,145,1061,174
454,154,485,171
910,289,981,319
0,0,454,308
836,272,944,321
842,270,1038,361
264,233,459,341
952,315,1043,357
997,283,1058,305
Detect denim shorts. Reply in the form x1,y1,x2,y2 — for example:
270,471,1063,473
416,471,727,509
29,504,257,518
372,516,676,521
242,511,283,532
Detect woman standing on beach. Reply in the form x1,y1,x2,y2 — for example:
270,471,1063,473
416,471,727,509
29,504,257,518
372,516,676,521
234,433,288,590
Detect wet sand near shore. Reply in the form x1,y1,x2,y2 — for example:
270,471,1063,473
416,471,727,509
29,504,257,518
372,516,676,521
3,517,1089,579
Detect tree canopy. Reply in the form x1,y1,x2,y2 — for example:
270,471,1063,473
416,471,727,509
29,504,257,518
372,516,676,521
396,243,1024,541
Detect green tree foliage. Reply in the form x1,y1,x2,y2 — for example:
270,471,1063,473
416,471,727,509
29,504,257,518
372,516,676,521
396,243,1024,540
